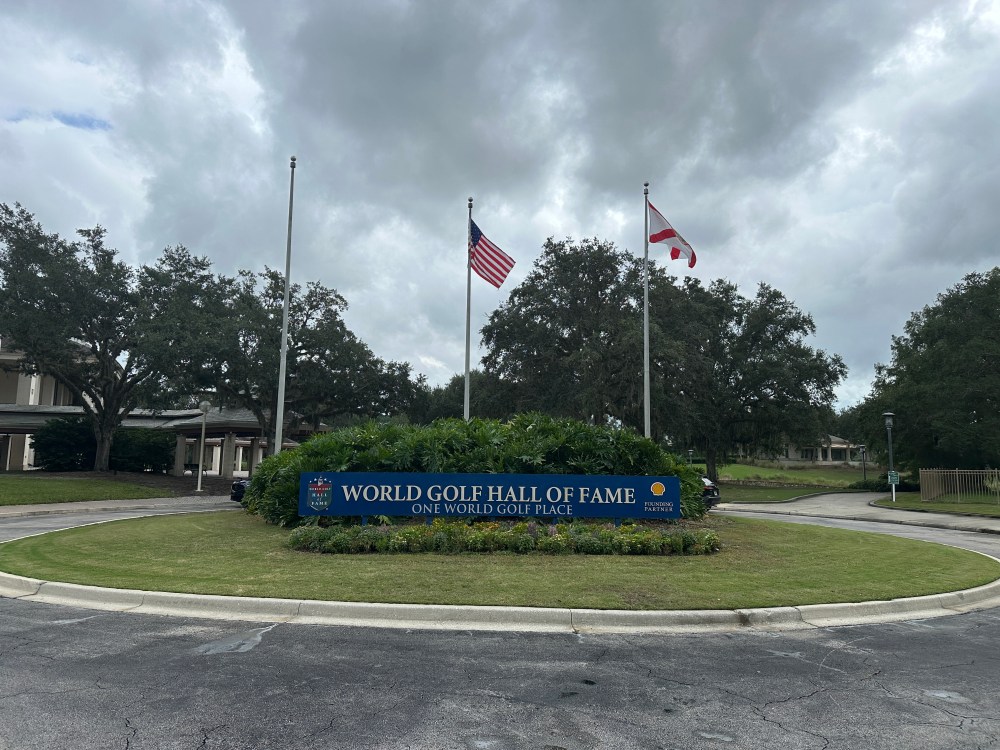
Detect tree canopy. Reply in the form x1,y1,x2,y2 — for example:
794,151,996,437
0,204,223,470
209,267,420,449
0,204,420,469
857,268,1000,471
481,238,646,424
476,237,846,478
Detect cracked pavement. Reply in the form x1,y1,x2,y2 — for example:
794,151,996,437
1,596,1000,748
2,499,1000,748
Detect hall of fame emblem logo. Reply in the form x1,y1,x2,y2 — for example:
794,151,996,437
307,476,333,511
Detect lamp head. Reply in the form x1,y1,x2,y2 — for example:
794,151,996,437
882,411,894,428
199,401,211,414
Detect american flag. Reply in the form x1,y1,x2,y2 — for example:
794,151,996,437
469,220,515,288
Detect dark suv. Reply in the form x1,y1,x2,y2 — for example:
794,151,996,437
701,477,721,508
230,478,250,502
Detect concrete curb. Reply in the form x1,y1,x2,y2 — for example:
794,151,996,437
0,497,234,519
4,569,1000,634
4,497,1000,633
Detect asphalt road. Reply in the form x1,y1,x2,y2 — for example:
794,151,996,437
1,497,999,748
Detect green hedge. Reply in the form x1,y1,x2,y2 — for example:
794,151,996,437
245,414,705,527
30,416,175,473
848,477,920,493
287,518,720,556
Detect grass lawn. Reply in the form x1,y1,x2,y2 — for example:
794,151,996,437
874,495,1000,518
1,511,996,610
715,463,867,487
0,475,167,505
718,484,828,503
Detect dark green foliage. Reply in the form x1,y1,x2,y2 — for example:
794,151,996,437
286,518,721,556
213,268,421,449
244,414,705,527
477,237,846,481
0,204,421,470
29,417,95,471
414,370,517,422
857,268,1000,471
848,478,920,493
109,429,175,473
30,417,174,473
0,204,231,470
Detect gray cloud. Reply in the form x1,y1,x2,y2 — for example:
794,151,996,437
2,0,998,408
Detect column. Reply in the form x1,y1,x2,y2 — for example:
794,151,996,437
248,437,261,476
8,435,26,470
221,432,237,480
172,434,188,476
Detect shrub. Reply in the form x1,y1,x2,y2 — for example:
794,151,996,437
284,519,720,556
109,429,175,473
848,477,920,492
536,533,571,554
30,417,173,473
247,414,703,527
30,417,95,471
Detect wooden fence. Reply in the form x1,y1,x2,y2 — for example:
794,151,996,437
919,469,1000,503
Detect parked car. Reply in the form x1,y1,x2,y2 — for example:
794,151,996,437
701,477,721,508
230,478,251,502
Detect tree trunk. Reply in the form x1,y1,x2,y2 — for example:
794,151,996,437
93,428,114,472
705,446,719,482
90,405,122,472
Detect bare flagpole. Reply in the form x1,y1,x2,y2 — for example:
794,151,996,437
464,196,473,421
643,181,651,439
274,155,296,455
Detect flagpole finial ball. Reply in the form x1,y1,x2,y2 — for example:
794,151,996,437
644,181,649,187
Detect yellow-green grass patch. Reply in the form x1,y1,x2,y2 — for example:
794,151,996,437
718,484,825,502
1,512,997,610
874,495,1000,518
0,475,166,505
717,464,867,487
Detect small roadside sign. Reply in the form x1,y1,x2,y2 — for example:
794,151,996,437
888,471,899,485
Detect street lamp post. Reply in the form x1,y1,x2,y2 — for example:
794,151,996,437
859,444,867,482
687,449,694,466
195,400,211,493
883,411,895,503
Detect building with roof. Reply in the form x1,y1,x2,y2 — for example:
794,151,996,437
0,341,315,477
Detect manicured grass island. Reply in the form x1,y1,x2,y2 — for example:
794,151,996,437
1,511,996,610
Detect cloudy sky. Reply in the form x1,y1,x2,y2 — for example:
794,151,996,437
2,0,999,408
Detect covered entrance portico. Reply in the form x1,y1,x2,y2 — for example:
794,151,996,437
0,405,316,478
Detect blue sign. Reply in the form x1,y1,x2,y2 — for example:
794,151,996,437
299,472,681,520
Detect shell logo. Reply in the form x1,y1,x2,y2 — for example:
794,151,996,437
650,481,665,496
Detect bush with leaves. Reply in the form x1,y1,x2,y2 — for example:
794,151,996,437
847,477,920,493
286,518,721,556
29,417,96,471
245,414,705,527
29,417,175,473
107,428,175,473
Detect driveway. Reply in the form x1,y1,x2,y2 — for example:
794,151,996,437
2,494,1000,748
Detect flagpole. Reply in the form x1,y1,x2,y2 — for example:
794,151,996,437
274,155,296,455
464,196,473,421
643,181,651,439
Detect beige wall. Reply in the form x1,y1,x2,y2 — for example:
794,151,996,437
0,370,18,404
0,369,73,407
